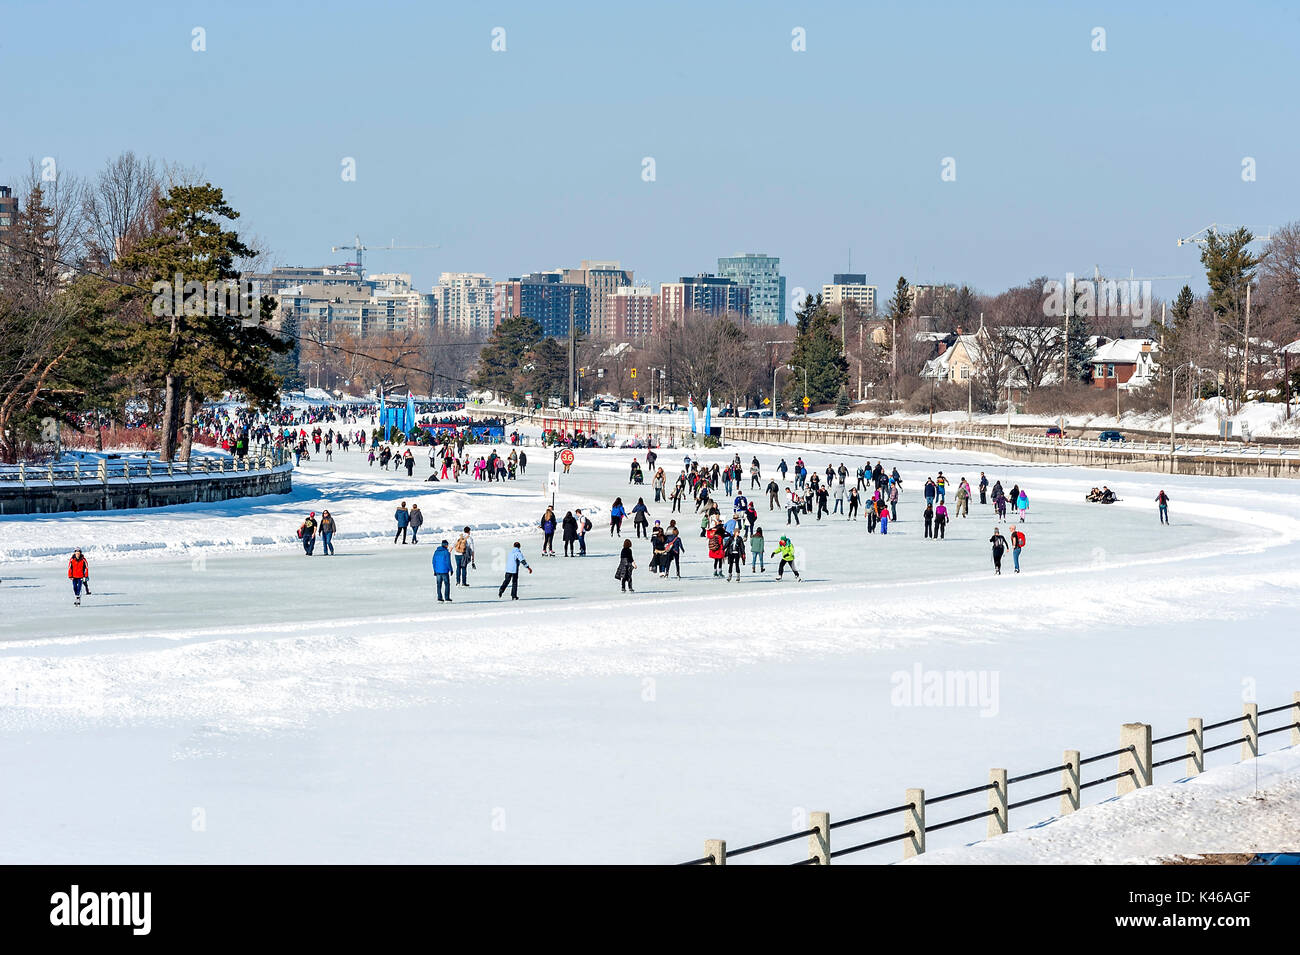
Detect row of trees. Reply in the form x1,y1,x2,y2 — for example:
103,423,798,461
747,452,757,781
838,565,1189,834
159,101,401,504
0,154,287,462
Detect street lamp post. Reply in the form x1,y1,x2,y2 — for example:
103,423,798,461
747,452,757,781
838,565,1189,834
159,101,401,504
1169,361,1193,473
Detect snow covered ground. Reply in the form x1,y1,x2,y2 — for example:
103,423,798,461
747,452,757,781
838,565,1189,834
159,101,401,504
0,430,1297,863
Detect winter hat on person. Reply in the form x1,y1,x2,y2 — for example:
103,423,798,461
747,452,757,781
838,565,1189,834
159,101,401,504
310,511,315,516
441,539,449,546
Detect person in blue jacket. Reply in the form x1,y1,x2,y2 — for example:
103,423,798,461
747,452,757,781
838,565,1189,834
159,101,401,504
432,539,453,602
498,542,533,599
609,497,627,536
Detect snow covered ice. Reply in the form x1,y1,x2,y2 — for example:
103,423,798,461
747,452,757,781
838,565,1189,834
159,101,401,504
1,431,1298,863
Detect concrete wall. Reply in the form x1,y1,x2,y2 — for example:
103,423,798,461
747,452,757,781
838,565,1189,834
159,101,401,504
0,466,293,516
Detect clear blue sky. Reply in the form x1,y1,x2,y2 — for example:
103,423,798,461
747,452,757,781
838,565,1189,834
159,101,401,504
5,0,1297,316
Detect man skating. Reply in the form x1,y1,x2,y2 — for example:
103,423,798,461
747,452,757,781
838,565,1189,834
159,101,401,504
771,535,801,581
498,542,533,599
1156,490,1170,525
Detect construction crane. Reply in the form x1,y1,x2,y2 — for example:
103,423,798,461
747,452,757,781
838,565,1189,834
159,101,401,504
1176,223,1274,247
1092,266,1192,284
330,235,439,278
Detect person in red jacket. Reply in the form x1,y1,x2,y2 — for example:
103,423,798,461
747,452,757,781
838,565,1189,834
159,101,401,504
67,548,89,606
707,522,726,577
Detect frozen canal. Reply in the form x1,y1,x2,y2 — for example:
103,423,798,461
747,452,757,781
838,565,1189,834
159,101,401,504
1,437,1297,863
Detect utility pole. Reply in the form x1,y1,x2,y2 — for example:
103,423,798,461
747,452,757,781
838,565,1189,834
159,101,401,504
1241,284,1251,412
857,323,864,400
1062,273,1071,390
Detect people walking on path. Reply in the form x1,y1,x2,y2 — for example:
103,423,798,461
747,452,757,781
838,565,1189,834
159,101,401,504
408,503,424,544
1156,490,1170,524
498,542,532,599
923,502,934,538
933,502,948,539
1010,526,1026,573
393,502,410,544
609,497,626,536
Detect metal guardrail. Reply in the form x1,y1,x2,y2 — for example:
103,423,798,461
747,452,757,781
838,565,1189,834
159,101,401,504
0,447,290,486
680,696,1300,865
495,403,1300,459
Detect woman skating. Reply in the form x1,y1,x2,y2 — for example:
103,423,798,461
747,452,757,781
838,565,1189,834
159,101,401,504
540,506,558,555
609,497,626,536
631,498,650,538
616,539,637,592
989,528,1008,575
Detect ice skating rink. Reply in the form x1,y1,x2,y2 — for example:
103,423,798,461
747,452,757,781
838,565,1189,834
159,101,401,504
2,437,1297,863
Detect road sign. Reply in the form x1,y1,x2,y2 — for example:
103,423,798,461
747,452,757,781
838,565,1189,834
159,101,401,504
559,449,574,466
630,368,637,379
763,397,770,405
803,396,811,408
632,390,639,399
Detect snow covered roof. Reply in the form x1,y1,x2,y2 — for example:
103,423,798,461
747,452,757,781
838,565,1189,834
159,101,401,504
1091,338,1157,364
1277,338,1300,355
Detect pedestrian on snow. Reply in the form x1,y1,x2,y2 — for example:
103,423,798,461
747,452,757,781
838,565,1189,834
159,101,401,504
989,528,1008,575
664,529,684,578
923,502,934,538
454,526,475,584
408,503,424,544
562,510,579,556
954,479,969,518
1010,526,1026,573
575,509,591,555
299,511,318,555
632,498,650,538
319,510,336,555
393,502,410,544
1016,489,1029,519
498,542,532,599
889,483,899,521
978,472,989,505
771,535,801,580
1156,490,1170,524
616,539,637,592
933,502,948,539
750,527,765,572
924,478,936,506
433,540,454,602
879,508,889,534
610,497,626,536
725,528,746,581
847,487,860,520
68,548,90,606
540,506,558,555
708,522,726,577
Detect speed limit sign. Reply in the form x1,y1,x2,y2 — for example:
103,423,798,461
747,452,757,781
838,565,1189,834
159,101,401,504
559,449,575,466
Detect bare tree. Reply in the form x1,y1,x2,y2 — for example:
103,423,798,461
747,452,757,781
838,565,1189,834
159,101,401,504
82,151,160,269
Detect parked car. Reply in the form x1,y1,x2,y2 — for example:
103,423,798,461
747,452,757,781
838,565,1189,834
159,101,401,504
717,407,737,418
741,409,762,419
1098,430,1126,442
1045,425,1066,438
